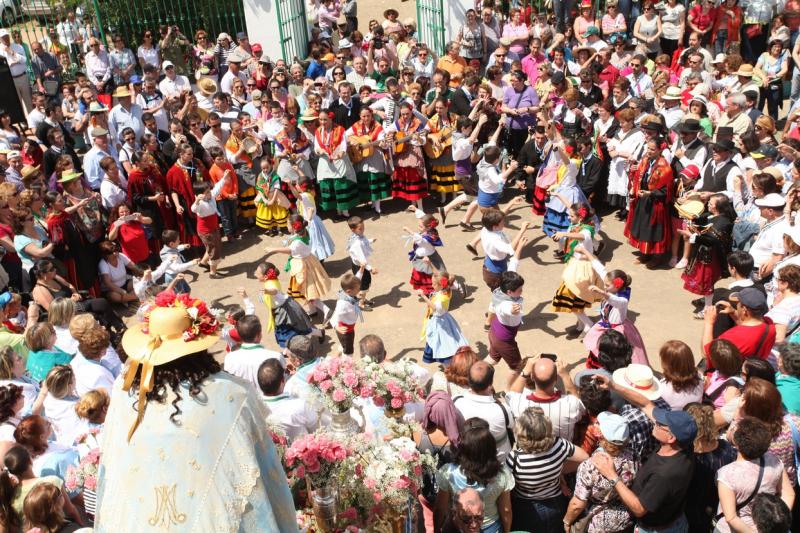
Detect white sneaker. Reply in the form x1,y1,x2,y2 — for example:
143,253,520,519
675,258,688,269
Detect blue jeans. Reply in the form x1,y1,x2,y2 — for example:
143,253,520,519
552,0,573,32
636,515,688,533
217,198,238,237
510,494,566,533
618,0,640,36
714,29,728,55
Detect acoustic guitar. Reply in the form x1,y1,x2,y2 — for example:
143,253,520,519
347,135,383,163
424,126,453,159
392,132,423,155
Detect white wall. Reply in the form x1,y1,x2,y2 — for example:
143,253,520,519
243,0,283,62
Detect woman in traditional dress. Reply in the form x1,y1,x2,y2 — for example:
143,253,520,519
96,294,298,532
165,143,209,248
126,151,176,252
43,191,98,294
606,108,644,220
419,271,468,365
427,98,461,205
346,108,391,215
314,110,359,218
624,137,674,267
254,158,289,236
681,193,735,314
273,115,314,210
224,120,258,226
264,215,331,318
388,102,429,210
551,201,602,338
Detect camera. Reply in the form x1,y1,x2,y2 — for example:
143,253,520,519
373,38,384,49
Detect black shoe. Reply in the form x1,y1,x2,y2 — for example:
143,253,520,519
438,206,447,226
459,222,477,232
466,244,478,256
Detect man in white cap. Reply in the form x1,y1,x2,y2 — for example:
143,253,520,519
108,85,144,144
83,126,121,190
0,28,31,114
750,193,789,279
4,150,23,191
220,50,248,95
659,87,684,129
158,60,190,100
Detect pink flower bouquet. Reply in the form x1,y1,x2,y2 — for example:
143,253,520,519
65,447,100,492
307,356,370,413
363,360,425,412
284,433,351,488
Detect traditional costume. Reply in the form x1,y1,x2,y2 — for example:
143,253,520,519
422,288,468,364
488,288,524,371
331,290,363,356
408,226,445,295
606,126,645,210
254,171,289,232
127,166,177,249
46,210,98,293
426,113,461,194
681,214,733,296
480,227,517,291
624,155,674,255
542,156,593,237
583,259,649,367
285,234,331,303
346,118,391,203
273,126,313,208
261,273,314,348
224,134,257,221
165,160,209,248
314,122,359,212
532,143,558,215
389,114,428,201
296,189,335,261
552,221,601,312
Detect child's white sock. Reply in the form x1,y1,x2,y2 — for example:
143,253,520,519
576,311,593,331
372,200,381,213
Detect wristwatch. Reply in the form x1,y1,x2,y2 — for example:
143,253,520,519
609,476,621,485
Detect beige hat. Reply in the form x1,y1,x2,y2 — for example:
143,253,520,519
20,165,40,180
197,77,218,96
662,86,682,100
736,64,755,77
300,108,319,122
612,364,662,400
112,85,131,98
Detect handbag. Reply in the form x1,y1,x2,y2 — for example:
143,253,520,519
420,437,453,505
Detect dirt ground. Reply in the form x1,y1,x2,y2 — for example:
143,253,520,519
184,192,703,390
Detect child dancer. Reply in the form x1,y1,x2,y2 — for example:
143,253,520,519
190,173,231,278
254,262,319,348
578,245,649,367
264,215,331,319
254,157,290,236
487,271,525,389
288,171,335,262
330,271,365,356
551,202,601,337
418,270,468,365
220,288,256,352
479,207,530,292
207,147,239,241
403,211,446,296
346,216,377,308
159,229,198,294
437,114,488,225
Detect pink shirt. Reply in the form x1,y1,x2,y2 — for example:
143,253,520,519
602,13,627,35
521,52,546,85
502,22,529,55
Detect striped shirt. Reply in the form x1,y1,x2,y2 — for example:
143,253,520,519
506,388,586,442
505,438,575,500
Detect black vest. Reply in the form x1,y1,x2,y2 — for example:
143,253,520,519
672,138,707,174
699,160,736,193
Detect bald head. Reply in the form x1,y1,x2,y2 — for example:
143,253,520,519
455,487,484,514
533,358,557,391
468,361,494,393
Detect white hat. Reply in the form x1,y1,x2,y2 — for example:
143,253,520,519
713,53,726,64
597,412,630,445
338,38,353,49
662,86,682,100
755,193,786,208
785,225,800,247
0,29,9,38
612,364,662,400
217,32,231,42
5,150,20,160
161,60,175,71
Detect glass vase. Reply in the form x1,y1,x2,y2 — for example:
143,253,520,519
310,483,337,533
329,409,358,440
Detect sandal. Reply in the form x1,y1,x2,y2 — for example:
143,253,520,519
459,222,477,232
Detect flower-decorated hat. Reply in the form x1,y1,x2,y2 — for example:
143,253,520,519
120,290,220,440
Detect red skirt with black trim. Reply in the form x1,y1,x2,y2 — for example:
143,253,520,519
410,268,434,295
681,257,722,296
531,185,548,215
392,167,429,201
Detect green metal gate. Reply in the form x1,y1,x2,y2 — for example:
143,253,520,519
416,0,445,56
275,0,309,63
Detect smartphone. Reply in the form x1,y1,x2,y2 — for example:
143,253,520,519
541,353,558,361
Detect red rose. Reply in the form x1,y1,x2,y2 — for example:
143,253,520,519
154,290,177,307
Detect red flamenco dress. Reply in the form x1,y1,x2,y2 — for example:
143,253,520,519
624,155,673,256
165,159,210,248
681,214,733,296
46,211,100,295
127,166,177,254
391,115,429,202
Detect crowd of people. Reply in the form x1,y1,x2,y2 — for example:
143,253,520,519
0,0,794,531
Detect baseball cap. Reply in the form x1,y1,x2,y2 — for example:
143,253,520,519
5,150,20,160
251,43,263,54
582,25,600,38
251,89,263,102
130,74,143,84
236,32,248,40
679,164,700,180
161,60,175,71
754,192,786,208
652,408,697,447
751,144,778,159
551,71,566,84
730,287,768,313
597,412,629,445
90,126,109,137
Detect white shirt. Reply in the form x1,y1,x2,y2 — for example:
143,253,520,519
331,297,360,327
98,253,132,290
451,133,474,162
347,235,373,269
626,72,654,98
750,216,789,269
220,70,247,95
506,387,586,441
223,343,284,391
71,352,115,396
453,392,514,461
158,74,191,99
0,43,27,77
100,178,127,210
478,160,504,194
190,179,227,218
481,228,516,261
263,393,320,442
43,395,87,446
496,298,524,327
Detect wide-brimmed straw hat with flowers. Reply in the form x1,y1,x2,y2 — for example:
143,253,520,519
120,290,220,440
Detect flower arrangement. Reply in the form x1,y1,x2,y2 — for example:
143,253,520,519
65,448,100,492
284,433,351,488
142,290,221,341
363,360,425,411
308,356,371,413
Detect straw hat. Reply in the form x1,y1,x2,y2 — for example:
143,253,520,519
58,171,82,184
88,102,108,114
121,292,221,440
662,86,682,100
612,364,662,400
736,64,754,77
20,165,40,180
384,8,399,18
197,77,218,96
300,108,319,122
675,199,705,220
112,85,131,98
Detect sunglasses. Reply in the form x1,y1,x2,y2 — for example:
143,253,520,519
189,122,200,127
270,85,280,89
247,83,256,87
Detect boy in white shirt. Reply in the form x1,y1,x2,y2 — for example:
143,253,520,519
330,271,365,356
480,207,530,292
346,216,377,308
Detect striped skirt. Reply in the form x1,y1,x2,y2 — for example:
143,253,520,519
319,178,359,212
392,166,428,201
256,202,289,230
552,282,592,312
542,209,570,237
429,163,462,194
238,186,257,219
356,171,391,202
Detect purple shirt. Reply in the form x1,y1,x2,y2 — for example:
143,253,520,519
502,85,539,130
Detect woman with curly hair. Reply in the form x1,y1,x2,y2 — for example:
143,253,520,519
506,407,589,533
93,294,296,530
434,417,514,533
430,345,479,397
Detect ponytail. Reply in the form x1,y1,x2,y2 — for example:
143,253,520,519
607,269,632,290
0,445,30,529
